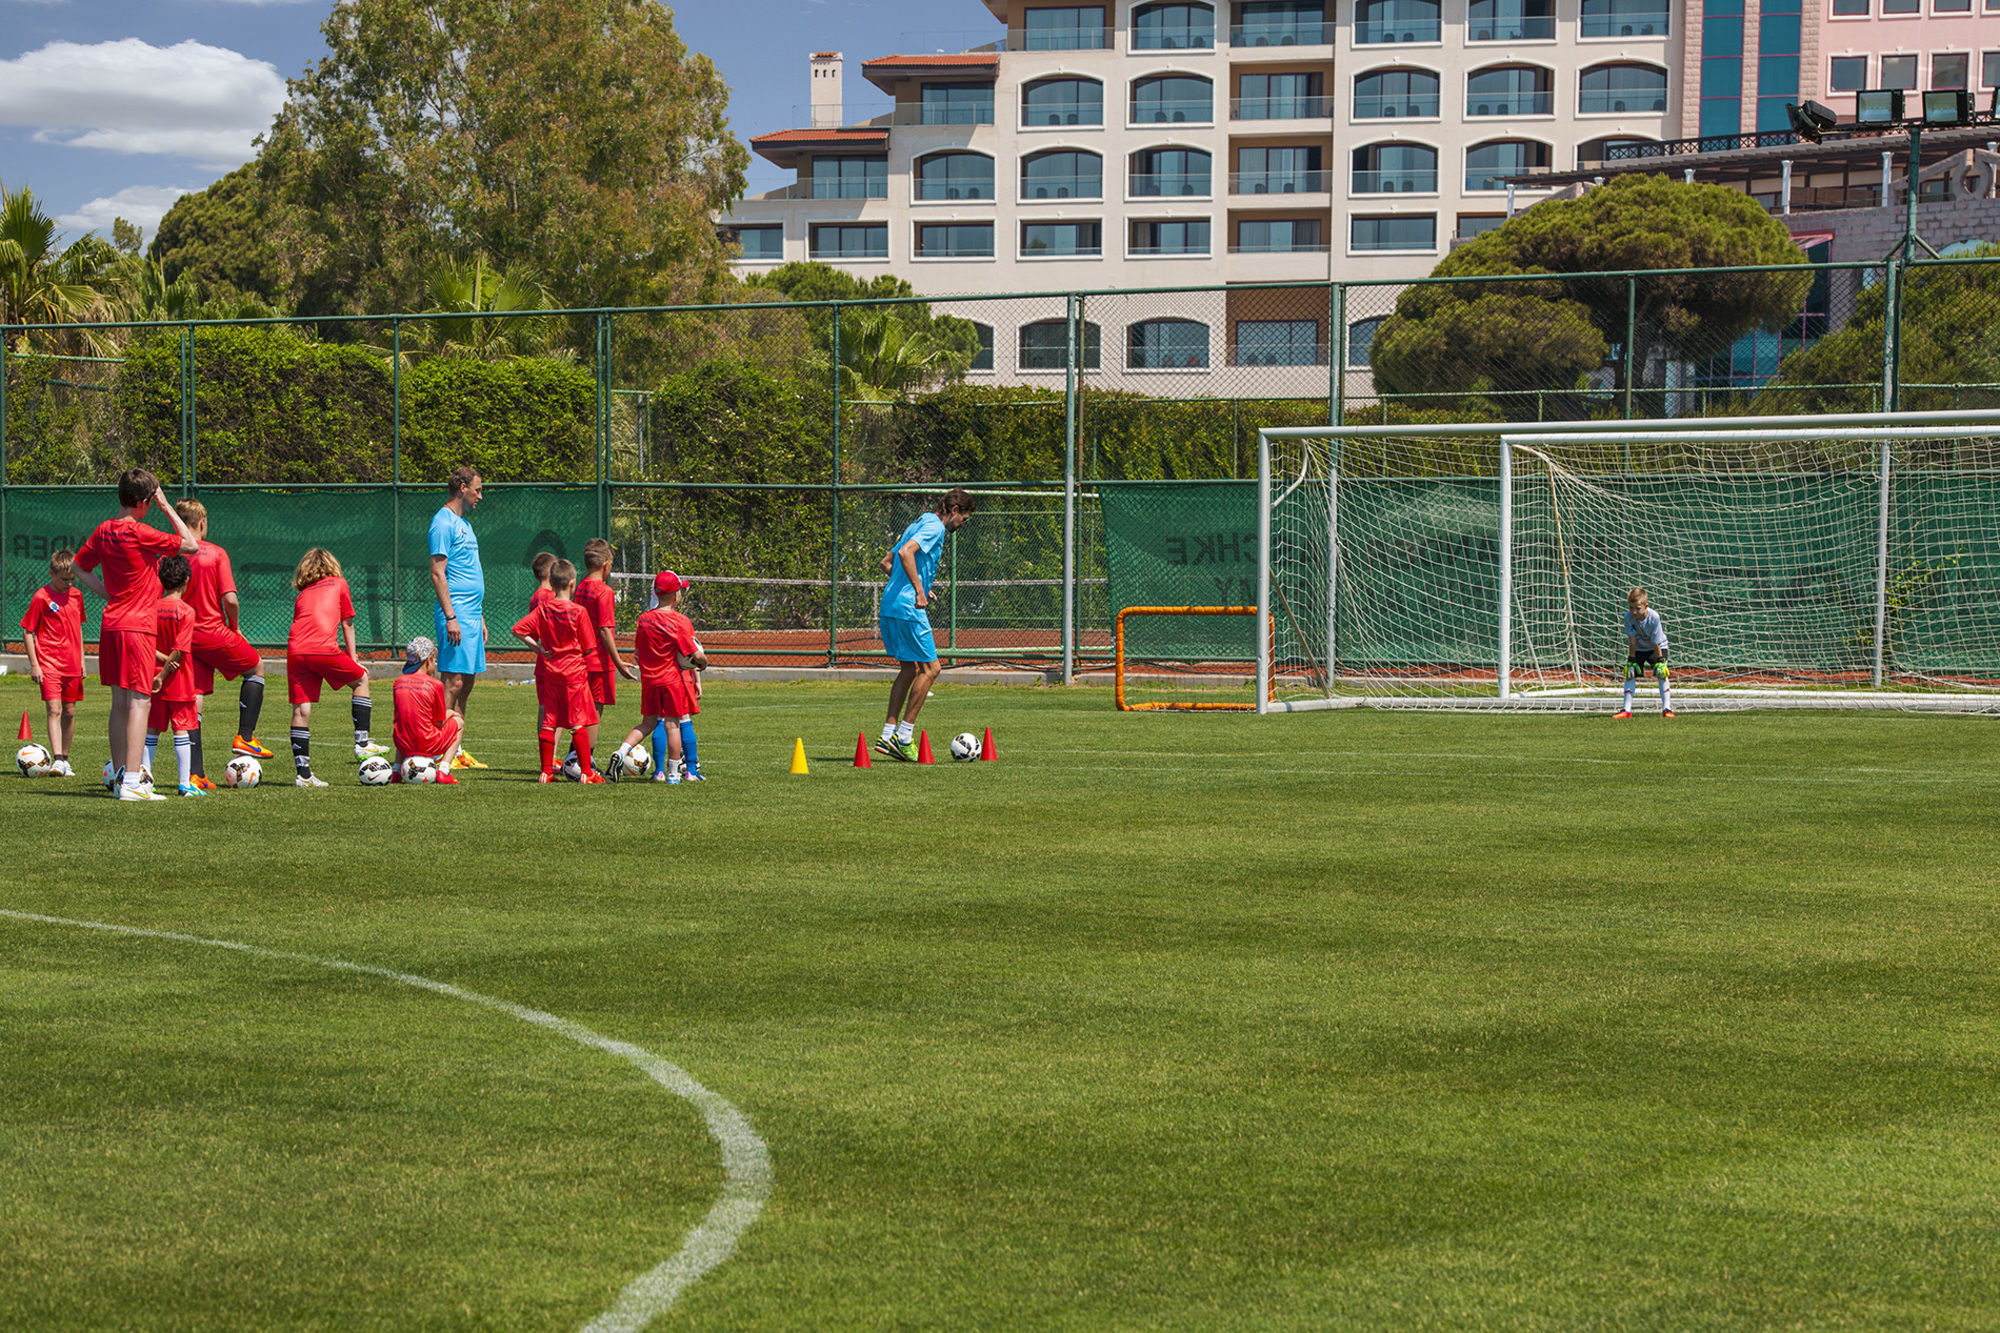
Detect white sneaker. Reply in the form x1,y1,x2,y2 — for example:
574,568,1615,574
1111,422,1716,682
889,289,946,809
354,740,389,758
116,784,167,802
295,773,329,788
54,759,73,778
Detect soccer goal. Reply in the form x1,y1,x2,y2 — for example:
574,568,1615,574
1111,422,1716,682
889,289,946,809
1256,411,2000,713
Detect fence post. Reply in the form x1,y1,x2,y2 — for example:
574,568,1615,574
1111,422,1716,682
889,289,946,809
1872,437,1892,688
180,326,195,496
391,316,402,650
1622,276,1638,421
1882,260,1901,413
829,303,842,669
1062,292,1080,685
1329,281,1345,427
596,313,612,538
1,337,9,619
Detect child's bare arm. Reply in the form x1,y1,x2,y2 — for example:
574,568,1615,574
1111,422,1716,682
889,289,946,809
22,629,43,681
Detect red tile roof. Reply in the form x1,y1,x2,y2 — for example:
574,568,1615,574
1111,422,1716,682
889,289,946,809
861,52,1000,69
749,126,890,168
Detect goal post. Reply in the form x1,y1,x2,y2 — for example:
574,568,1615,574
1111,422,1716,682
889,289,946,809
1115,606,1267,711
1256,410,2000,713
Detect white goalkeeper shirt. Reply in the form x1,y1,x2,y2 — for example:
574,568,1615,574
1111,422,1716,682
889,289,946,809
1624,608,1668,651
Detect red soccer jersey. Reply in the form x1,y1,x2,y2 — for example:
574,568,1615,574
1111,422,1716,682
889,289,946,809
574,577,616,674
289,576,356,657
634,607,697,686
155,597,197,703
530,587,552,608
76,516,184,633
512,598,592,682
20,583,86,678
392,671,448,756
186,540,237,632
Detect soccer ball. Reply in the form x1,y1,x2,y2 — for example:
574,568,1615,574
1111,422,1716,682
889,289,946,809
609,744,650,782
677,637,705,671
561,752,585,782
358,756,394,786
949,732,982,762
403,756,438,784
103,760,117,790
16,743,51,777
224,756,262,789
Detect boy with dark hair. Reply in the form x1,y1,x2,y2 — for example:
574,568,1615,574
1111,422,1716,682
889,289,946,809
19,548,86,777
174,498,275,791
574,537,636,769
511,559,604,784
873,487,978,762
391,635,463,783
143,554,201,798
616,570,706,785
74,468,199,800
530,551,558,605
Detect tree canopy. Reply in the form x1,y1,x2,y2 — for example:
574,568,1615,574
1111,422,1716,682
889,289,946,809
148,163,287,307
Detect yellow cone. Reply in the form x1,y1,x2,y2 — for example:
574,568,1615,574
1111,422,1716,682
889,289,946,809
789,738,809,775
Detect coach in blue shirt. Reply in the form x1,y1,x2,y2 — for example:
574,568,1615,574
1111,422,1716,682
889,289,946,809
428,466,490,769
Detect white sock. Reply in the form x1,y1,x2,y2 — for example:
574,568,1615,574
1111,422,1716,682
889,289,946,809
144,733,159,771
176,733,193,788
897,721,914,743
881,722,897,741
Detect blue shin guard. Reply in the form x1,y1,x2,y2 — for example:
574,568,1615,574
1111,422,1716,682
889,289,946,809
679,719,699,776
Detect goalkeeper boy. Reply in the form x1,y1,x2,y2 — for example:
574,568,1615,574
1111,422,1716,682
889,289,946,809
1617,587,1672,719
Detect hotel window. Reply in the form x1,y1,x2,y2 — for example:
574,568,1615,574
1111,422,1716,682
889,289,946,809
1457,214,1507,240
1354,67,1440,118
1131,147,1212,196
1023,77,1104,126
917,153,995,201
1580,63,1668,114
809,224,888,259
731,227,783,261
1985,52,2000,89
1700,0,1744,138
1128,319,1210,369
1352,143,1438,193
1131,2,1216,49
1022,6,1108,50
1022,150,1103,199
1019,320,1101,369
1235,1,1328,46
1465,140,1550,192
1756,0,1801,133
1828,56,1867,92
920,84,995,125
1933,53,1970,89
1132,74,1214,123
969,324,994,372
1468,0,1554,41
1467,65,1554,116
1579,0,1670,36
1934,0,1971,11
1130,219,1212,255
1235,218,1324,251
812,157,887,200
1237,145,1324,193
1237,71,1326,118
1351,214,1436,251
1021,221,1103,256
1881,54,1917,89
1354,0,1441,44
1234,320,1321,366
1348,316,1386,365
1832,0,1867,12
915,224,995,258
1883,0,1918,12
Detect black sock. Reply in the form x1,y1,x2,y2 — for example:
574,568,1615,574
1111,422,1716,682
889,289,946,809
190,727,206,779
239,674,265,739
291,727,312,777
352,696,372,745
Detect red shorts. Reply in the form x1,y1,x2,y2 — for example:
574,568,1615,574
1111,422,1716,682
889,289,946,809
191,626,260,694
99,628,159,692
395,713,463,762
288,651,366,704
641,677,696,720
147,696,199,733
39,674,84,703
588,670,616,707
536,673,599,732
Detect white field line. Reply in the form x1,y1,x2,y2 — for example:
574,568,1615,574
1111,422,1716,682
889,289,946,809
1032,762,1981,785
0,910,769,1333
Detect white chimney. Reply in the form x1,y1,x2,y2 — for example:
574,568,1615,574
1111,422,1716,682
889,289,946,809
810,51,843,128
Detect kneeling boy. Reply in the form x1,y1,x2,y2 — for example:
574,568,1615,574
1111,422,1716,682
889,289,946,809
391,635,463,782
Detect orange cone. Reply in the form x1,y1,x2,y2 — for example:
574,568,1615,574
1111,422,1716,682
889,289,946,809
853,732,873,768
17,712,31,742
980,726,997,761
916,730,936,764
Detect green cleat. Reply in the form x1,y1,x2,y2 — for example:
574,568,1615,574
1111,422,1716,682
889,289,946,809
874,737,918,763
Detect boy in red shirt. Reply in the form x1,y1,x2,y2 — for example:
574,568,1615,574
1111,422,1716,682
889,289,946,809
615,571,707,785
286,547,377,788
19,547,87,777
73,468,199,800
142,555,203,799
574,538,636,769
510,559,604,784
173,499,275,788
390,635,463,783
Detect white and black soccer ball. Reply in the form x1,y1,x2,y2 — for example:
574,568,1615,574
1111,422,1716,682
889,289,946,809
677,637,705,671
403,756,438,785
560,752,585,782
949,732,981,762
609,744,650,782
357,755,395,786
224,756,262,789
16,743,51,777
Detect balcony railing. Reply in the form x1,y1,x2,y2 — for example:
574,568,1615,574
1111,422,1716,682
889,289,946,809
1231,95,1335,120
1353,93,1441,118
1128,243,1213,257
1008,26,1111,50
1132,25,1215,49
1355,19,1443,43
1228,22,1330,46
1130,99,1215,124
916,183,997,201
1579,10,1669,36
1020,175,1104,200
1022,106,1106,128
1229,170,1328,194
892,103,997,126
1468,17,1555,40
1228,242,1331,254
1351,169,1438,193
809,180,889,200
1227,342,1332,367
1578,92,1668,114
1466,93,1553,116
809,244,889,260
1465,170,1532,191
1129,172,1213,197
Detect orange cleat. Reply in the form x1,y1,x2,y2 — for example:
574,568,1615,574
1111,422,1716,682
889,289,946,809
232,734,275,759
537,771,556,784
434,772,460,784
190,774,219,792
581,770,606,785
1614,710,1633,719
1662,709,1676,719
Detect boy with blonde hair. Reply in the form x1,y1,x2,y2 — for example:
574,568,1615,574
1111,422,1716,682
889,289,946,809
19,547,86,777
1618,587,1673,719
286,548,376,787
511,559,604,784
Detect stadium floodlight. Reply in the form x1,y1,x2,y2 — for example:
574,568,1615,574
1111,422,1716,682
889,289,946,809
1854,89,1905,124
1786,100,1839,142
1922,89,1975,126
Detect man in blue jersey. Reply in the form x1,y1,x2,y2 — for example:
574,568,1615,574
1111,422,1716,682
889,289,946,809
874,488,977,762
429,466,492,768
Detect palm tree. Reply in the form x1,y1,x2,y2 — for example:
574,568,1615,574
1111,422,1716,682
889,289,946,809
399,255,564,361
810,307,975,403
0,180,117,351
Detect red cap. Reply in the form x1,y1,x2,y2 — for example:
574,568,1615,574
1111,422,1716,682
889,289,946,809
653,570,691,596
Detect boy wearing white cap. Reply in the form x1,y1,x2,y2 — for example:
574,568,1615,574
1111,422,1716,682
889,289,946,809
391,635,463,782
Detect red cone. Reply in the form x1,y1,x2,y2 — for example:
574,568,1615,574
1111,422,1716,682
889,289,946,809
980,726,997,761
916,730,936,764
853,732,873,768
17,712,31,742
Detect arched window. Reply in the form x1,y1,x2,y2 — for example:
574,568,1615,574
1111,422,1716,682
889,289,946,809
915,152,995,201
1021,150,1103,200
1354,67,1440,119
1347,317,1386,367
1022,77,1104,127
1355,0,1441,44
1020,319,1102,370
1131,74,1213,124
1579,63,1667,114
1132,2,1215,49
969,322,994,372
1580,0,1669,38
1130,146,1212,196
1466,66,1553,116
1351,142,1437,193
1467,0,1553,41
1128,319,1211,369
1464,139,1550,191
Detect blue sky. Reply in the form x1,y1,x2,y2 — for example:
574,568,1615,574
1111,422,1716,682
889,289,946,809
0,0,1000,245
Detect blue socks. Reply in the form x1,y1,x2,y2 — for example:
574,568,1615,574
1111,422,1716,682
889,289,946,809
679,719,699,775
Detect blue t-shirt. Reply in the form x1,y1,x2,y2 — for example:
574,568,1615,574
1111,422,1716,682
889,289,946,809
1624,607,1668,651
428,506,485,611
880,513,947,621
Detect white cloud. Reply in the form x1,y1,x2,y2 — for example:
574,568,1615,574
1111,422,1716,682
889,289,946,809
0,39,287,168
57,185,195,242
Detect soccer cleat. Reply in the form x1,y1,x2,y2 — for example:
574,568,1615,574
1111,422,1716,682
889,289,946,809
683,767,706,782
191,773,219,792
1614,710,1633,719
232,735,276,759
354,740,390,758
581,770,606,785
434,772,460,785
1662,709,1676,719
454,750,490,770
177,783,209,798
115,784,168,801
53,760,74,778
294,773,329,788
874,738,917,762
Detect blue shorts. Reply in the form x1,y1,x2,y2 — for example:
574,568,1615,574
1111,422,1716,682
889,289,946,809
436,605,487,675
879,613,936,664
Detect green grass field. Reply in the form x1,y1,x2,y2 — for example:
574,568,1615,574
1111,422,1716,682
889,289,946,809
5,675,2000,1330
